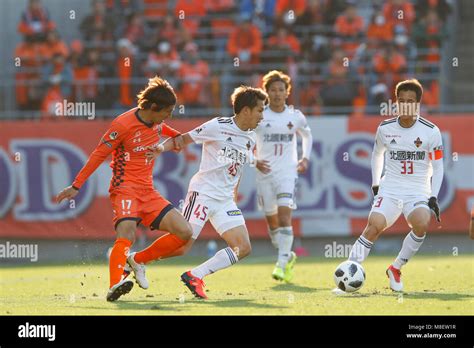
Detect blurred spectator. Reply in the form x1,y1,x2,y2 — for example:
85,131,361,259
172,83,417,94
39,30,69,63
177,42,210,107
415,0,452,23
73,48,100,102
116,38,140,107
145,41,181,80
106,0,143,20
174,0,206,38
41,53,73,119
158,15,179,48
41,76,65,119
366,7,394,48
80,0,116,43
204,0,237,54
143,0,169,25
17,0,56,42
42,53,73,99
334,3,365,56
412,9,447,69
121,13,151,49
319,49,358,110
275,0,306,26
324,0,350,26
227,16,263,67
371,44,406,103
240,0,276,35
382,0,415,33
296,0,329,27
266,26,301,66
14,37,43,109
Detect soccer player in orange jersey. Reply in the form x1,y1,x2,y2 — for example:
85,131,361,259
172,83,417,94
56,76,193,301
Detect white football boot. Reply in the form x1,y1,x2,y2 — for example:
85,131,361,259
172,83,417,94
106,278,134,302
127,252,149,289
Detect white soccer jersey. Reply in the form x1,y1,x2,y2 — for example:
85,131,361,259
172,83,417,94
187,116,256,200
255,105,312,180
374,116,443,197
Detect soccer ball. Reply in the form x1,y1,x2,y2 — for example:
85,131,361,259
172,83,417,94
333,260,366,293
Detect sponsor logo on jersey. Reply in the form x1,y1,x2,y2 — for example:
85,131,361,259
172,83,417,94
226,209,242,216
389,150,426,161
265,123,271,128
263,133,294,142
414,137,423,148
219,146,248,165
246,141,251,150
109,131,118,140
287,121,294,130
134,142,159,152
134,131,141,137
277,193,293,199
195,127,203,134
390,139,397,144
226,137,233,142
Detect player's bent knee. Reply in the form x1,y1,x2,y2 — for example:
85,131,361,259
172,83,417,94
412,223,429,236
238,243,252,259
174,221,193,241
363,223,384,241
116,222,137,243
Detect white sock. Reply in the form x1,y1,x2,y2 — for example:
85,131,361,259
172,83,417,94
392,231,425,269
277,227,293,269
191,247,238,279
269,227,281,249
348,235,373,263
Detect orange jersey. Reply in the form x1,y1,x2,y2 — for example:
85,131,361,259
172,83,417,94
72,108,180,192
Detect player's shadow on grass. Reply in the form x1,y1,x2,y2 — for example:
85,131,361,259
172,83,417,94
193,298,287,309
79,298,287,311
396,291,474,301
271,283,321,293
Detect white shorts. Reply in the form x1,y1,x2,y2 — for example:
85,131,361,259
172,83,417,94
256,176,297,215
182,191,246,239
370,194,430,228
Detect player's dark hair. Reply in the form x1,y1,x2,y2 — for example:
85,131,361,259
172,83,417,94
395,79,423,102
231,86,268,114
262,70,292,94
137,76,177,111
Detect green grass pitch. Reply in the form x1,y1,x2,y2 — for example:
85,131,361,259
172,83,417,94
1,255,472,315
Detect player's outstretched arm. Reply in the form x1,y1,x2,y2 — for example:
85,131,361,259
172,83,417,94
371,128,385,192
56,121,126,203
145,133,195,160
56,185,79,203
296,118,313,174
428,129,444,222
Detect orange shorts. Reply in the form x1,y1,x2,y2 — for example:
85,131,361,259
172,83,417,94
109,187,174,230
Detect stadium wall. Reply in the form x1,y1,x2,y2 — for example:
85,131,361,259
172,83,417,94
0,115,473,240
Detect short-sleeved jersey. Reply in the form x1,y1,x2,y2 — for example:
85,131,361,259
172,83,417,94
72,107,180,193
376,116,443,197
187,116,256,200
255,105,310,179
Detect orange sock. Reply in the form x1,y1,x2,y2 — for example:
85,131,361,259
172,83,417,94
134,233,187,264
109,238,132,288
